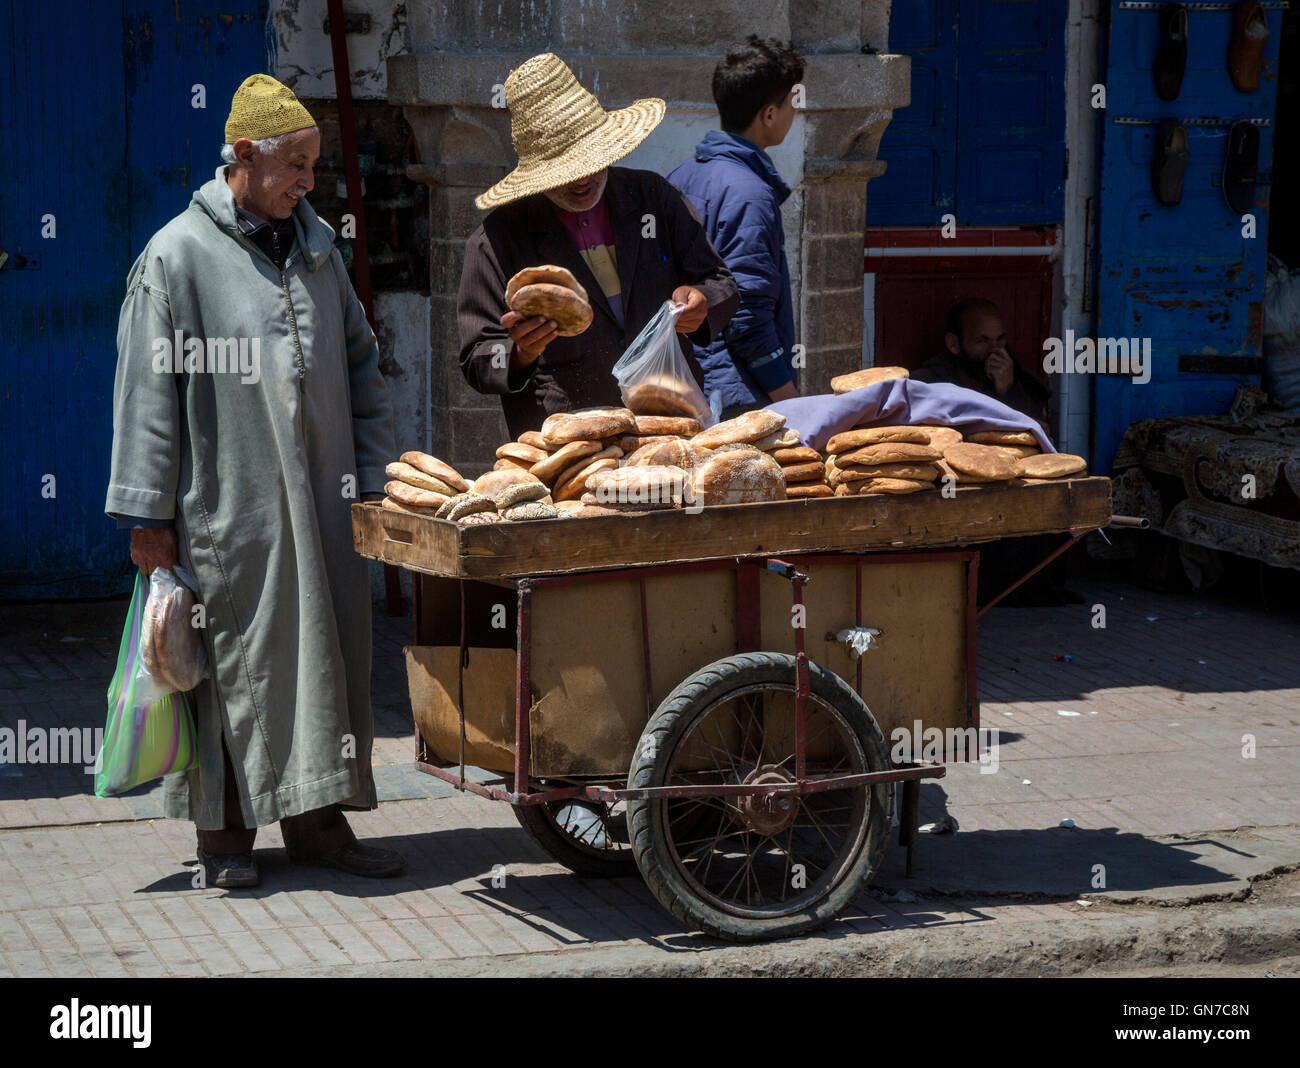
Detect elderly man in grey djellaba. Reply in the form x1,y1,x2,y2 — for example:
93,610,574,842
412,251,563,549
105,74,402,889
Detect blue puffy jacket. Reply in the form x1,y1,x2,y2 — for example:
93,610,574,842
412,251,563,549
668,131,796,411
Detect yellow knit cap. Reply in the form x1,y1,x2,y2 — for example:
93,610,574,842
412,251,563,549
224,74,316,143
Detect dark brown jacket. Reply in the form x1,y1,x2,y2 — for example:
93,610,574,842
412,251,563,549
457,167,740,437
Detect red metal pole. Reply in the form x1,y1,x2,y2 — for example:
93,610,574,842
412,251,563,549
515,583,532,797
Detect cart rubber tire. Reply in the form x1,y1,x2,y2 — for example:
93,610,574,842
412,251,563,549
626,652,892,943
513,798,637,878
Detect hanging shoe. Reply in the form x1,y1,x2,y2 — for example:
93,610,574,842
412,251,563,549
1150,119,1190,206
1154,4,1188,102
1222,120,1260,214
1227,0,1268,93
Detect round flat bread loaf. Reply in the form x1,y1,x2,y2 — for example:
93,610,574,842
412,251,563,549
385,479,451,509
497,441,549,465
386,461,457,497
840,477,932,495
517,431,549,451
616,434,678,453
494,457,535,472
626,438,703,470
459,510,503,526
623,378,710,421
968,430,1038,447
752,427,801,451
633,414,700,437
505,264,588,306
444,493,497,521
571,502,635,517
772,446,821,464
830,366,909,394
400,452,469,493
786,483,834,499
779,461,827,482
920,427,963,449
690,447,785,506
825,426,930,453
509,282,593,336
141,579,199,692
494,481,551,509
530,439,604,483
471,468,547,498
587,464,688,508
541,408,637,446
1016,453,1086,479
988,444,1040,460
834,461,941,482
554,455,621,502
943,443,1017,482
692,410,786,450
382,496,439,517
836,441,943,465
502,501,558,522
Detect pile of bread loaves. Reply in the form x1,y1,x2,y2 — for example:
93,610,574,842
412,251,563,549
824,424,1086,495
493,406,802,515
378,406,1089,525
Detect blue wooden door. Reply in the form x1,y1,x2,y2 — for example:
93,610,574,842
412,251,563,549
866,0,959,224
1091,0,1282,473
0,1,267,599
868,0,1066,225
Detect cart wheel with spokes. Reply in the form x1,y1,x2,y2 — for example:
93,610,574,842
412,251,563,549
626,652,892,942
513,790,637,877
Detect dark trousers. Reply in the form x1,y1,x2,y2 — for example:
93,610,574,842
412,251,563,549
196,740,356,859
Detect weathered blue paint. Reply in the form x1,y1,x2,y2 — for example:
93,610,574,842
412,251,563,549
1091,1,1280,473
869,0,1066,226
0,1,268,599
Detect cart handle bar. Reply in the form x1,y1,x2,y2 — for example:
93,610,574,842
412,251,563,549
764,558,810,583
588,764,944,803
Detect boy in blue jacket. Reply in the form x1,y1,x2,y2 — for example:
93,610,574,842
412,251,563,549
668,36,804,418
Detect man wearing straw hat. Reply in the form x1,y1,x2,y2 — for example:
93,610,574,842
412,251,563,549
106,75,402,888
458,53,740,437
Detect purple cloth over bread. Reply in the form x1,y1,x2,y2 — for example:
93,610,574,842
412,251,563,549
766,379,1055,453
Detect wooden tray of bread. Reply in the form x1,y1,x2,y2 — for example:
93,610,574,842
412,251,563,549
352,475,1112,581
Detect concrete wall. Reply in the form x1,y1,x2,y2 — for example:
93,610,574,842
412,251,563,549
271,0,409,100
1058,0,1105,457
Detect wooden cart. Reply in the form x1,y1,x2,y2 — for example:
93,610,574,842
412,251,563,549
353,477,1113,942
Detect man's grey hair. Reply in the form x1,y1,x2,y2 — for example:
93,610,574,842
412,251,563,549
220,129,319,164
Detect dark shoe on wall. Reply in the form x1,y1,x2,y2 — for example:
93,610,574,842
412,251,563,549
1223,120,1260,214
1227,0,1268,93
1151,119,1190,206
1154,4,1188,101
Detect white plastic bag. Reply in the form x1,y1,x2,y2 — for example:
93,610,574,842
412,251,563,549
612,300,716,427
134,566,209,703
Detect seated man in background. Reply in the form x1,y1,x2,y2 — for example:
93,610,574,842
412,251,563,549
913,298,1050,433
915,300,1075,606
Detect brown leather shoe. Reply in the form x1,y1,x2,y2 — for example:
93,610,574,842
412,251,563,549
197,849,261,889
1227,0,1268,93
293,841,406,878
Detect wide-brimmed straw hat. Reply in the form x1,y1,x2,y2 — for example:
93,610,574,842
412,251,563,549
475,53,665,211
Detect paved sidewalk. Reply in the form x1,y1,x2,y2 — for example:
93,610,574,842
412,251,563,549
1,576,1298,976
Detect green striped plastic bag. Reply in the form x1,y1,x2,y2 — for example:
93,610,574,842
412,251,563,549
94,573,199,797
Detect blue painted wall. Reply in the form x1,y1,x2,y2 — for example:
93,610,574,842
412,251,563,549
869,0,1067,226
0,1,268,599
1092,0,1282,473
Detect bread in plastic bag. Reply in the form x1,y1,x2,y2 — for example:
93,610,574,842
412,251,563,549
612,300,717,427
134,566,209,702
